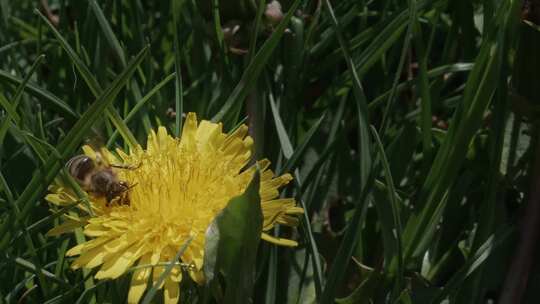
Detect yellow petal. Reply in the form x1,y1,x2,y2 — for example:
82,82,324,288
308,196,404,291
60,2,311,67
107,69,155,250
82,145,97,160
66,236,111,256
180,112,198,149
45,194,69,206
243,136,253,149
262,198,296,209
261,232,298,247
277,215,300,227
158,126,171,149
100,147,123,166
222,137,247,157
71,244,109,269
85,223,115,237
102,233,134,253
189,269,205,285
146,129,159,154
286,207,304,215
257,159,271,171
260,188,279,201
262,174,292,190
169,264,182,282
115,148,131,162
46,220,85,236
224,124,248,145
95,243,147,279
152,265,165,290
128,254,152,304
164,275,181,304
196,120,222,149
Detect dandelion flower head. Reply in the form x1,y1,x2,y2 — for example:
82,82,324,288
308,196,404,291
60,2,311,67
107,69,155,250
46,113,303,303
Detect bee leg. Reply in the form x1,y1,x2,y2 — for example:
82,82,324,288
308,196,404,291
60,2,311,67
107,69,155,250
126,182,138,191
106,196,125,207
105,194,114,207
121,195,131,206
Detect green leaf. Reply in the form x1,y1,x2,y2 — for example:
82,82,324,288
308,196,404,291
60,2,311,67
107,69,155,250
203,170,262,304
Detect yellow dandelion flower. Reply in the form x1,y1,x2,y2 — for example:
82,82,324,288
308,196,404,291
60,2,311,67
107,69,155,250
46,112,303,304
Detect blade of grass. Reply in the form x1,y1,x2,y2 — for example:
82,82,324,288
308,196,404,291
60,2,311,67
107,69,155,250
1,170,50,297
10,256,69,287
368,63,474,110
379,0,416,136
0,54,45,143
462,13,516,302
412,10,433,161
301,92,347,199
281,113,327,174
319,2,378,300
36,10,101,94
88,0,126,66
403,1,519,261
106,73,175,147
1,46,149,241
86,0,150,147
172,0,186,136
141,236,193,304
0,92,19,126
322,0,372,190
370,126,404,299
0,69,78,118
429,227,513,304
328,0,432,91
211,0,301,123
211,0,230,68
264,245,278,304
248,0,266,62
320,169,376,304
36,9,138,148
269,96,323,297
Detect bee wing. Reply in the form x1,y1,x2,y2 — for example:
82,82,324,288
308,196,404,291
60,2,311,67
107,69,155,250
83,127,108,151
98,148,123,167
81,134,107,164
81,135,127,168
80,145,122,168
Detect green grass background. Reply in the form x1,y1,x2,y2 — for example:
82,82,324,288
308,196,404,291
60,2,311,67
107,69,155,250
0,0,536,303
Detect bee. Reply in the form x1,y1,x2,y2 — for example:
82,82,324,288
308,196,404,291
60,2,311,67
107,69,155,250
66,152,137,206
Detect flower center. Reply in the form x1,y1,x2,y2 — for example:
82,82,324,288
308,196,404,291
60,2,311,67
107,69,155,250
118,144,245,235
